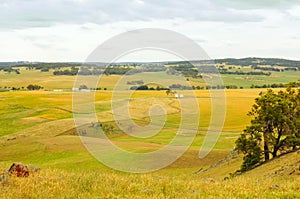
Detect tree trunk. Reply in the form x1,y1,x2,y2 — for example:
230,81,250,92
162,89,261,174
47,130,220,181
263,123,275,161
263,130,270,161
272,148,278,158
273,128,282,158
264,141,270,161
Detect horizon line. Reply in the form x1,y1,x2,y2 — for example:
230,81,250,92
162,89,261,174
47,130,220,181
1,56,300,64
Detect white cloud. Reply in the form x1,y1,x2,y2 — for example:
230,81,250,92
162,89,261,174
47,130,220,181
0,0,300,61
287,5,300,18
0,0,267,30
214,0,300,9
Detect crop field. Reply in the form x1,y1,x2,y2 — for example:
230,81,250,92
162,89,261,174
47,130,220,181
1,67,300,90
0,68,300,198
221,71,300,88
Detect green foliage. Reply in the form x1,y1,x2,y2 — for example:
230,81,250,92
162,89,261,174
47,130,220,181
235,126,262,171
219,70,271,76
169,84,193,90
27,84,43,90
235,84,300,171
40,68,49,72
250,82,300,89
101,123,115,135
136,85,149,90
53,67,78,75
0,66,21,74
214,57,300,69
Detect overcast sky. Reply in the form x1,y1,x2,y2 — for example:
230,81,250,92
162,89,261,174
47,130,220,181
1,0,300,62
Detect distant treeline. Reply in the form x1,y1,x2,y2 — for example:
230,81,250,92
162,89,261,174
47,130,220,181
0,62,81,74
0,84,44,91
130,82,300,91
252,66,298,72
0,67,20,74
169,64,202,78
250,82,300,89
2,58,300,69
130,85,169,91
170,64,271,76
0,61,28,67
214,57,300,68
1,57,299,77
53,67,79,76
130,84,241,90
218,68,271,76
170,58,300,70
53,64,165,76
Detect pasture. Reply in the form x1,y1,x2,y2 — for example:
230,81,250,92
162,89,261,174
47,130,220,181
0,68,299,198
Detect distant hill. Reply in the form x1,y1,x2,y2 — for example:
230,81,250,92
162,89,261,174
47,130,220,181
214,57,300,68
1,58,300,68
0,61,29,67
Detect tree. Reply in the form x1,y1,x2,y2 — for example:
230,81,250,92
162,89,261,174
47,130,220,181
235,125,263,171
79,85,88,90
102,124,115,135
166,89,176,96
235,85,300,171
136,85,148,90
27,84,43,90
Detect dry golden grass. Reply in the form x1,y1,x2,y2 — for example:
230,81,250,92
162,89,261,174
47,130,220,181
0,167,299,199
1,69,299,198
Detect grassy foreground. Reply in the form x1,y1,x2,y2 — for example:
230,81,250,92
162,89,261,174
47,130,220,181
1,151,299,198
1,87,299,198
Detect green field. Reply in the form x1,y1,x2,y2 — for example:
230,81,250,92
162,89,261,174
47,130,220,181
1,67,300,90
0,68,299,198
221,70,300,88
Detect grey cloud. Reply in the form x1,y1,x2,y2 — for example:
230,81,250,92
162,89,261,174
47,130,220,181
0,0,298,29
214,0,300,9
33,43,52,49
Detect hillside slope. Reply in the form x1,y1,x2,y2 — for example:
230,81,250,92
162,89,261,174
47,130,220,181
0,146,299,198
244,150,300,178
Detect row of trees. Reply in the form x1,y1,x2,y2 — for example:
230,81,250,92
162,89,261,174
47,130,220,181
214,57,300,69
53,68,79,76
235,83,300,172
53,65,167,76
0,84,43,91
250,82,300,89
129,85,169,91
0,67,20,74
219,69,271,76
129,84,243,91
252,66,298,72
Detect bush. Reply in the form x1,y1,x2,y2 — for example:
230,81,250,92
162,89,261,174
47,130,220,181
27,84,43,90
